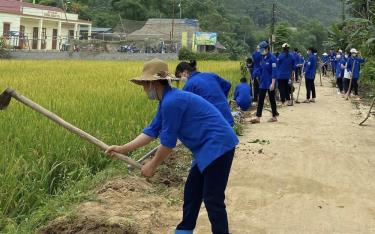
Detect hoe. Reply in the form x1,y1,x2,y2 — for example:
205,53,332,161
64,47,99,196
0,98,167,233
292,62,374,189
0,87,142,169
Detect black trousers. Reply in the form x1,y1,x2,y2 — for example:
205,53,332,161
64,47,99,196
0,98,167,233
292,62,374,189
257,89,278,117
322,64,328,76
252,78,260,102
278,79,290,103
295,67,301,81
336,78,343,92
344,78,359,95
305,79,316,99
352,79,359,95
176,149,235,234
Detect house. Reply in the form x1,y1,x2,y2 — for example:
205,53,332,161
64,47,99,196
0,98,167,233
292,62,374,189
0,0,92,50
127,18,224,52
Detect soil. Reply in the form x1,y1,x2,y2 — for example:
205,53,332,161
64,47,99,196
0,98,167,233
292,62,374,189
39,77,375,234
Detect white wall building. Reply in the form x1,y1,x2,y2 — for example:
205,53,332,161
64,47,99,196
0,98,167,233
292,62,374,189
0,0,92,50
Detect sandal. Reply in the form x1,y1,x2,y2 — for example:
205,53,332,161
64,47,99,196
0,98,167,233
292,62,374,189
250,118,260,124
267,117,278,123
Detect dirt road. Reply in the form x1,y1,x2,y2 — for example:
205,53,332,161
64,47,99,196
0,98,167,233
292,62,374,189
41,78,375,234
194,78,375,233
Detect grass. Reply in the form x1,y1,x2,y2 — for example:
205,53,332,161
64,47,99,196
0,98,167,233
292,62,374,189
0,60,241,232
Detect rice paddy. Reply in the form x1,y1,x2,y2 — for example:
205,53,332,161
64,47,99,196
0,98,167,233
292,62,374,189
0,60,241,230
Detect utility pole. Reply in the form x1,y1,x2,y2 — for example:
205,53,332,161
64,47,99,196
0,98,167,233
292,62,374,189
171,0,175,41
270,3,275,52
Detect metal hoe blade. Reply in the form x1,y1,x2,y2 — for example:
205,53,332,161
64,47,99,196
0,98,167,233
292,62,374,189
0,88,13,110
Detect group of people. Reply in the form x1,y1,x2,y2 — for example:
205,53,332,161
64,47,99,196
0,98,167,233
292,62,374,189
235,41,319,124
321,48,365,99
232,41,367,124
103,39,366,233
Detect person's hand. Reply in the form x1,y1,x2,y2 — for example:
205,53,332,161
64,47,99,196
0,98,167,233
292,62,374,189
141,161,157,178
105,145,129,157
269,83,275,91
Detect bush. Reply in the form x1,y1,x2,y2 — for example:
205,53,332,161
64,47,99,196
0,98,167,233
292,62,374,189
178,47,230,61
0,37,10,59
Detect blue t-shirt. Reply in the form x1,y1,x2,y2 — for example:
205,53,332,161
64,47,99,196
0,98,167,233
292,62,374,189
347,57,366,80
322,55,329,64
252,51,262,79
335,58,345,78
143,87,239,172
183,71,234,126
304,54,317,80
234,83,252,111
259,52,277,89
277,52,296,80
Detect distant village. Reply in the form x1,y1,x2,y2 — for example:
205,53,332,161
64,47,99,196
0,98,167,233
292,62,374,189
0,0,224,54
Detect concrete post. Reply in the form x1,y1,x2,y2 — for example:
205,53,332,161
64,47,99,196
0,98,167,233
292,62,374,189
37,19,43,50
74,23,78,39
57,21,62,50
88,24,92,40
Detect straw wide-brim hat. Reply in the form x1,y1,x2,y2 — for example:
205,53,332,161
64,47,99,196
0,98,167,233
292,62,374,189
131,58,177,85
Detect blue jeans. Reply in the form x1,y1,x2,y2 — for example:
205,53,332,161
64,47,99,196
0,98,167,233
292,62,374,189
176,149,235,234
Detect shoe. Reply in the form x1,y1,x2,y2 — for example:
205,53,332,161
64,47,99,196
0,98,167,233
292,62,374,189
287,101,293,106
250,118,260,124
302,99,310,103
267,117,278,123
310,99,315,103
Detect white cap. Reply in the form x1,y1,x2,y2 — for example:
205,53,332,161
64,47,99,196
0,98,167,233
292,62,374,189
323,53,328,56
282,43,290,48
338,49,343,53
350,48,358,54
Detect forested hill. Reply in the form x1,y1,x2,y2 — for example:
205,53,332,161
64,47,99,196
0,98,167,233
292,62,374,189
223,0,341,27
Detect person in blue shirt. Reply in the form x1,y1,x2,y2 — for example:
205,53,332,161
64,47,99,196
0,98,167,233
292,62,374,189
246,57,254,80
335,54,345,94
106,59,239,234
329,48,337,77
344,48,366,99
293,48,302,82
175,61,234,126
250,41,278,123
233,77,253,111
252,46,262,102
303,47,318,103
321,53,329,76
277,43,295,106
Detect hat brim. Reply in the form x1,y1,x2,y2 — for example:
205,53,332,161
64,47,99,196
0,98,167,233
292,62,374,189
131,73,177,85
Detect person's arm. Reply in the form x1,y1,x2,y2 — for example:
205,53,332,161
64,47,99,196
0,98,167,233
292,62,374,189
106,105,162,156
357,58,365,64
141,98,186,177
141,145,173,177
234,86,239,100
105,133,154,156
